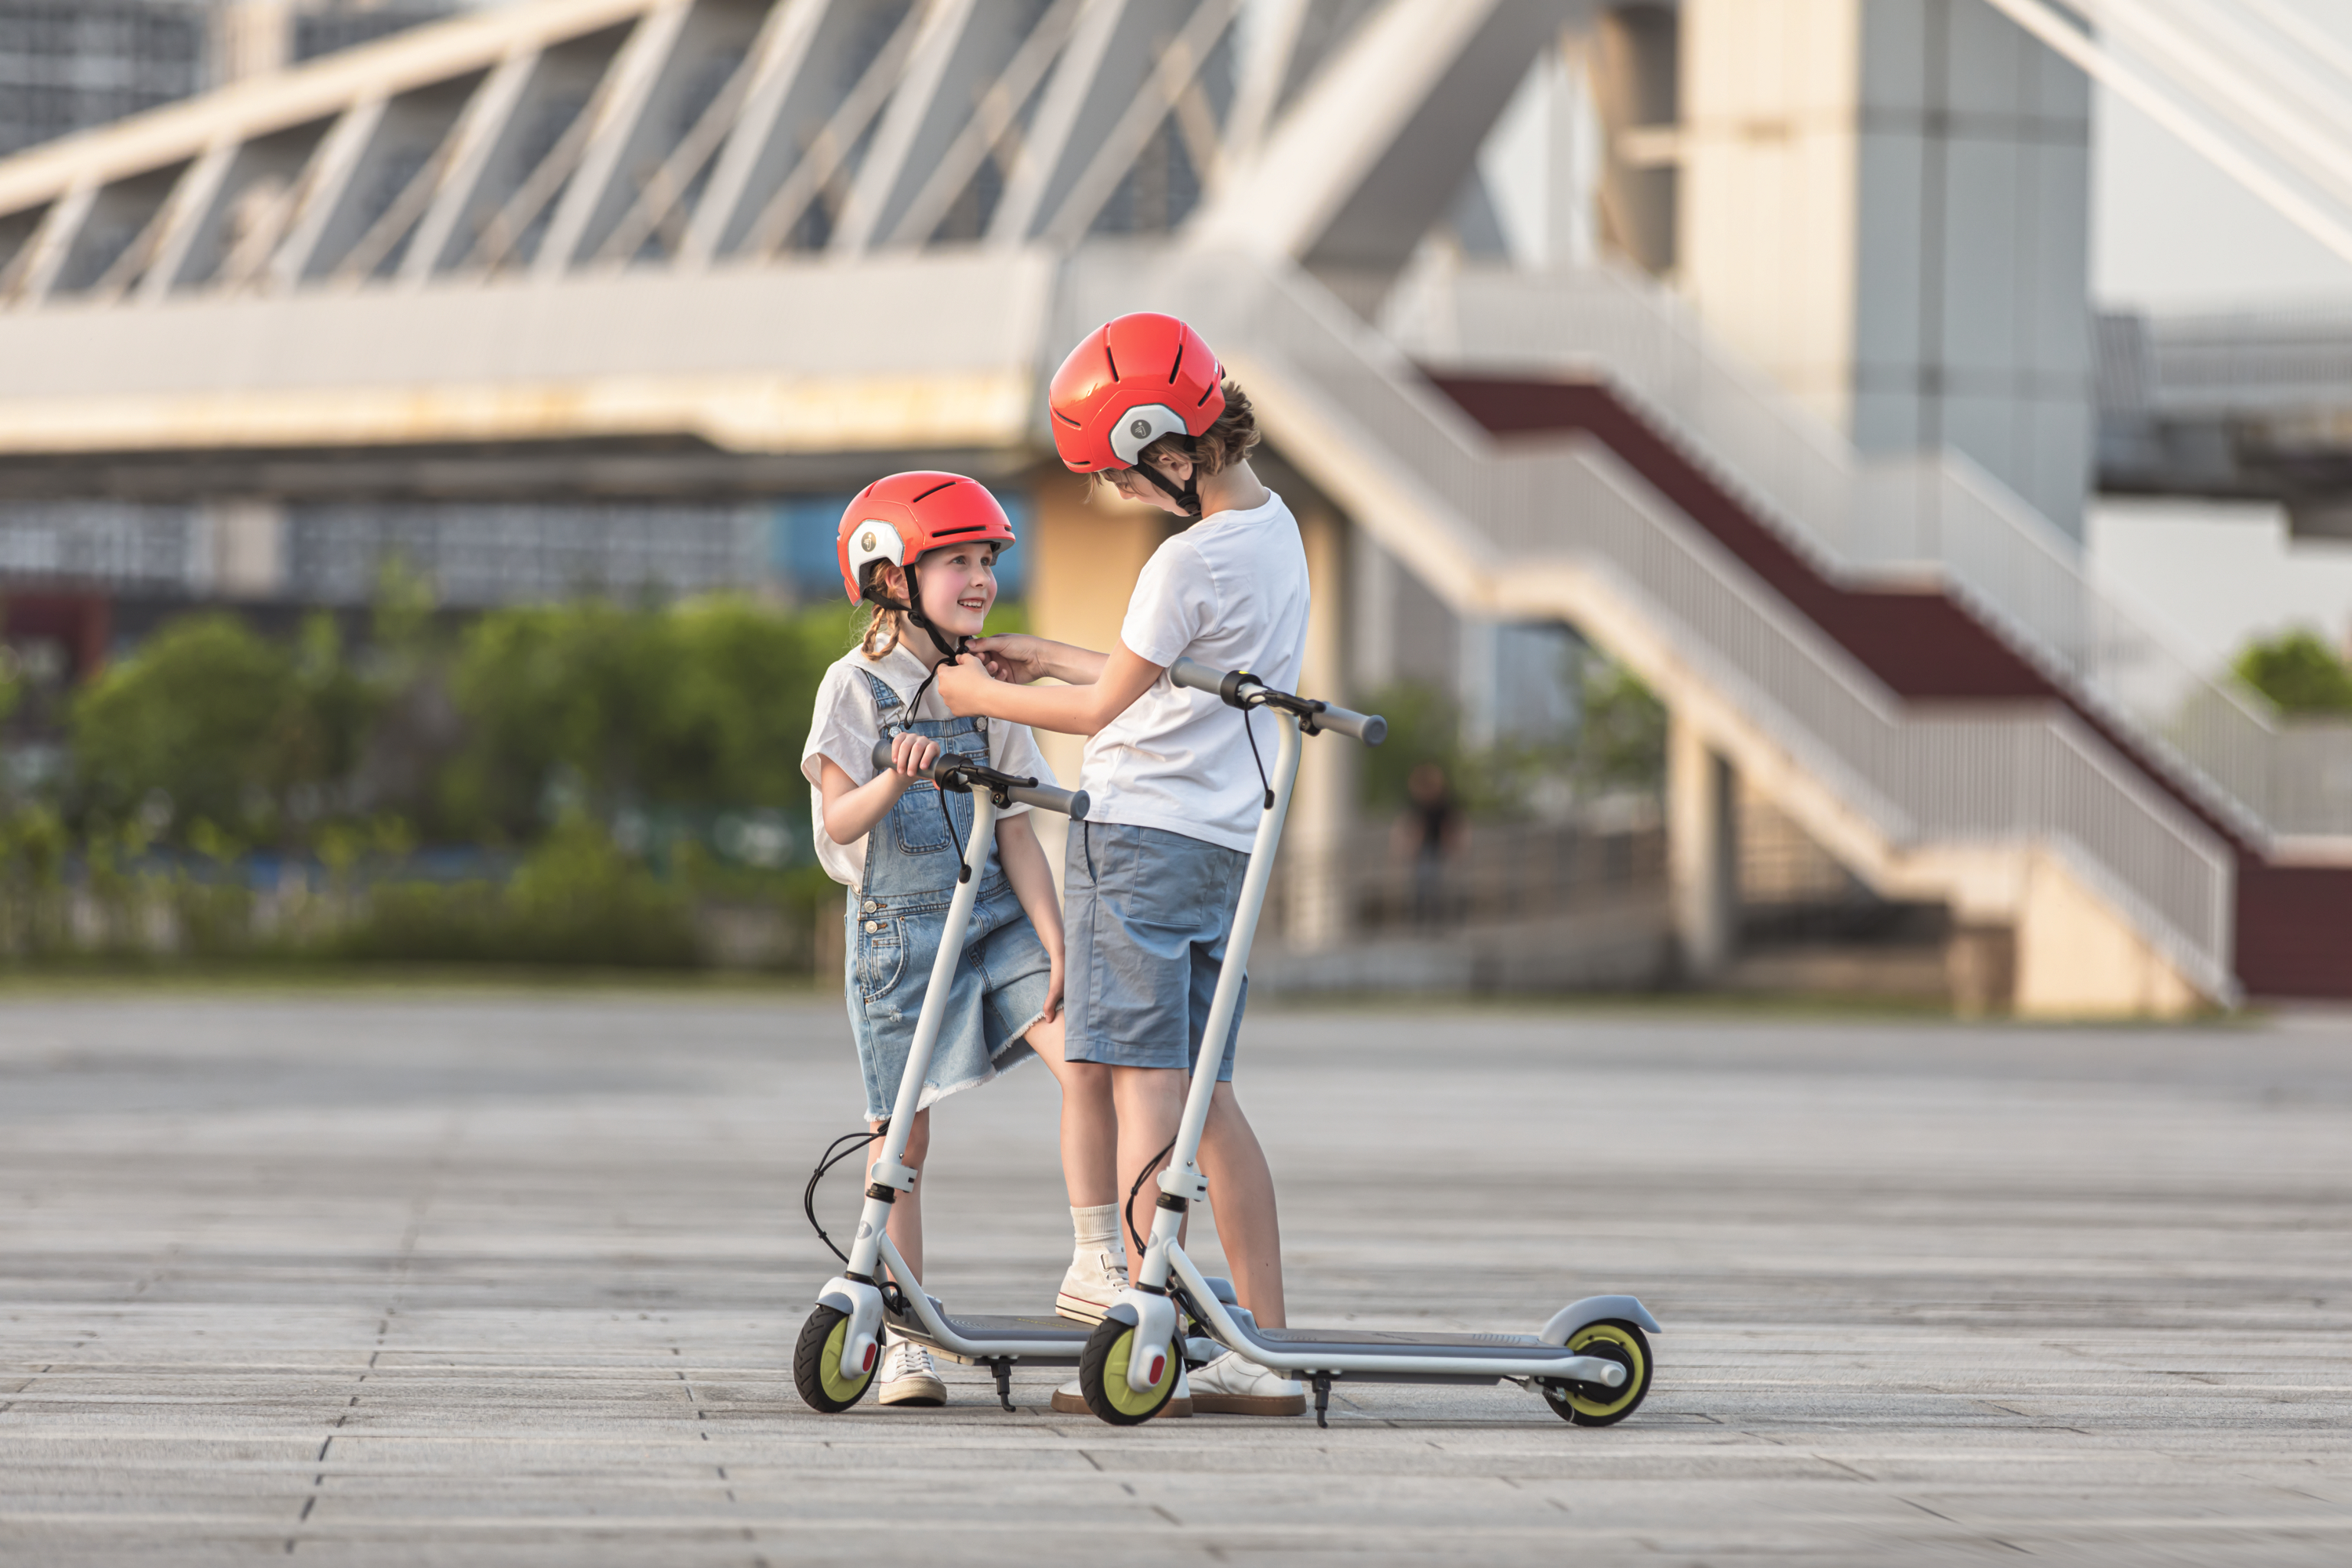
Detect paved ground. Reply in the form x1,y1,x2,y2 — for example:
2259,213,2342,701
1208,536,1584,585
0,990,2347,1566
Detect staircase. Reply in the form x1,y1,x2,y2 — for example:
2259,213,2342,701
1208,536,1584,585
1062,246,2352,1005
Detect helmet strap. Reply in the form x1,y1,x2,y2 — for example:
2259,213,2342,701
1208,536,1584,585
866,561,971,716
1132,448,1203,517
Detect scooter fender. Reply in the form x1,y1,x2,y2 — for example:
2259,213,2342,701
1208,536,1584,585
817,1275,885,1385
1112,1290,1180,1394
1540,1294,1663,1344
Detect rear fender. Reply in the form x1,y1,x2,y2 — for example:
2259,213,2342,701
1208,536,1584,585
1540,1294,1662,1344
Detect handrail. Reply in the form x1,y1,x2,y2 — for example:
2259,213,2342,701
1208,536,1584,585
1385,260,2352,842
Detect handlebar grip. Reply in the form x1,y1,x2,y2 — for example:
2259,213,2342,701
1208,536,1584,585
1169,657,1225,695
1311,705,1388,746
1166,659,1387,746
866,739,1089,819
1008,779,1091,820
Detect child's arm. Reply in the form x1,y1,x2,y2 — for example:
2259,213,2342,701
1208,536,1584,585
993,812,1065,1019
934,640,1163,739
815,733,942,847
972,634,1106,687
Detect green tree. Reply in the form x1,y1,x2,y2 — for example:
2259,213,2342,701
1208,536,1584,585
2234,629,2352,714
70,612,379,845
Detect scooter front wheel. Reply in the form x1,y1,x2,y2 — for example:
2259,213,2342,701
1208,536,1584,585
1077,1316,1179,1425
1540,1319,1652,1427
793,1305,877,1414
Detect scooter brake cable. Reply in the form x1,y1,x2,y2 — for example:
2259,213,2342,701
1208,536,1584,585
802,1121,887,1263
1123,1133,1180,1256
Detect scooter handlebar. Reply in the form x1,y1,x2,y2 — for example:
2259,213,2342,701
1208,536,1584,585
867,738,1089,820
1167,659,1388,746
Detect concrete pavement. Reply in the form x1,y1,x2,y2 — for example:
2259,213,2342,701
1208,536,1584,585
1,991,2347,1563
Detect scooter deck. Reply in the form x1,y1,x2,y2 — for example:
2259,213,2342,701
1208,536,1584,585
1257,1327,1543,1348
885,1306,1094,1367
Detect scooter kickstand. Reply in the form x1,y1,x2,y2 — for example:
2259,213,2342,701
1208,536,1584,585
991,1359,1015,1413
1310,1374,1331,1429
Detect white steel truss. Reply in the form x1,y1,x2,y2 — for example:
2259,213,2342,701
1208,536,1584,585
0,0,1554,305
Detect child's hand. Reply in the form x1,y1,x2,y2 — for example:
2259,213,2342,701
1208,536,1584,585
1044,942,1065,1022
972,634,1047,684
932,656,996,715
888,732,941,779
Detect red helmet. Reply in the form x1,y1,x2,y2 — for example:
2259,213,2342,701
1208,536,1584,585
1047,312,1225,474
835,471,1017,606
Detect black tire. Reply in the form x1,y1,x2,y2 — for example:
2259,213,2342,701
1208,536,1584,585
793,1305,877,1414
1539,1319,1653,1428
1076,1315,1179,1425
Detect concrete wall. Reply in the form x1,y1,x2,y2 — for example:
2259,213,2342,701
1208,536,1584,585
1678,0,2093,535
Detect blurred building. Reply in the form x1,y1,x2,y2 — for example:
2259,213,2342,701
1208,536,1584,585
0,0,2346,1011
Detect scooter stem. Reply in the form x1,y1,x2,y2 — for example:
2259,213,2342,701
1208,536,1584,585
1144,711,1302,1269
847,789,998,1279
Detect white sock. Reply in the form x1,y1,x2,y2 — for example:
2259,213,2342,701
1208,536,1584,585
1071,1203,1122,1265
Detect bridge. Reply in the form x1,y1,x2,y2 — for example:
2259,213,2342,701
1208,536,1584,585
0,0,2346,1009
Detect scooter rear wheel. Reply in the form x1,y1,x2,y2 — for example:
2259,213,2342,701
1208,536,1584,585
1540,1319,1652,1427
793,1305,877,1414
1077,1316,1179,1425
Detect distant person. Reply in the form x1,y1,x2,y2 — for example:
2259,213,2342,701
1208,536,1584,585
1399,760,1462,927
802,472,1119,1410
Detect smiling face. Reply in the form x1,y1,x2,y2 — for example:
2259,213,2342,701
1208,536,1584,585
912,541,999,637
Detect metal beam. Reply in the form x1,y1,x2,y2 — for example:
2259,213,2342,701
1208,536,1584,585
0,0,665,223
134,141,241,303
1042,0,1241,244
263,96,392,292
5,181,99,307
987,0,1137,245
677,0,834,267
400,49,543,285
1221,0,1307,159
739,0,940,259
827,0,988,253
533,0,697,279
881,0,1090,248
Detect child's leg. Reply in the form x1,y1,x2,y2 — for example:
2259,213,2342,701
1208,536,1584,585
1023,1011,1116,1207
870,1108,928,1283
1198,1083,1284,1329
1110,1066,1286,1330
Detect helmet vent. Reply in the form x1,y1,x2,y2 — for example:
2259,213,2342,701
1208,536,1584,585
1168,343,1184,383
1104,340,1120,381
1196,381,1216,407
909,478,959,504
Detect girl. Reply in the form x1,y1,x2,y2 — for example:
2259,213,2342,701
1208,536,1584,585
935,314,1308,1418
800,471,1123,1409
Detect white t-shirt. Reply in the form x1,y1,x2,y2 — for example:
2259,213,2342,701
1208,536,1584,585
1083,490,1312,853
801,641,1057,887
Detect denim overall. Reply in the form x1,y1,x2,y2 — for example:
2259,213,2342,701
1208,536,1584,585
843,670,1047,1120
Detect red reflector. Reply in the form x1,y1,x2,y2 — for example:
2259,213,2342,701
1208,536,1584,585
1146,1352,1165,1384
862,1343,877,1372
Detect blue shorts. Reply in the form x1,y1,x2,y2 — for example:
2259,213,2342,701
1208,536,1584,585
1063,821,1249,1078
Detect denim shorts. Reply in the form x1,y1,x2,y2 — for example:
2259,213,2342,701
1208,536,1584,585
1063,821,1250,1078
845,876,1049,1121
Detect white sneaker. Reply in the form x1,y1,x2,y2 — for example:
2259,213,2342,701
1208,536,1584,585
1188,1350,1305,1417
1050,1365,1190,1418
877,1335,946,1406
1055,1247,1129,1323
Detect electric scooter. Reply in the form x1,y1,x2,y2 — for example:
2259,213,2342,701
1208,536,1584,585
790,691,1374,1416
1067,660,1662,1429
791,740,1119,1415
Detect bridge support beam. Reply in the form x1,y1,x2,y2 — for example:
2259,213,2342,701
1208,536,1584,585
1668,708,1737,982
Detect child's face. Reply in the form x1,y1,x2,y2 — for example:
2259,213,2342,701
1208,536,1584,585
916,543,998,637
